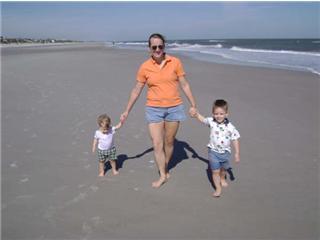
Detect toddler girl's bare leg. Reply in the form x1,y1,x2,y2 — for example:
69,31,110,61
99,162,105,177
109,160,119,175
220,168,228,187
212,169,222,197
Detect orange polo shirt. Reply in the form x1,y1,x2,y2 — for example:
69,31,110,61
136,54,185,107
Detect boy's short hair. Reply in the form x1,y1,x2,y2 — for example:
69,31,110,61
97,114,111,127
212,99,229,112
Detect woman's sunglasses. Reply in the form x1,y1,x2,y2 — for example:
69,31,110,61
151,45,164,51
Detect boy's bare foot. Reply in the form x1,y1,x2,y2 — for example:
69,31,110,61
99,173,104,177
152,177,167,188
221,180,229,187
112,170,119,175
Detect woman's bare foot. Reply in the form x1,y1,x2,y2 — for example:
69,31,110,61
152,177,167,188
112,170,119,176
221,180,228,187
213,190,221,198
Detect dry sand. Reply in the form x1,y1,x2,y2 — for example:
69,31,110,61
1,43,319,240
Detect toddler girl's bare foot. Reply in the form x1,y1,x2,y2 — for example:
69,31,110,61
152,177,167,188
166,172,170,179
221,180,229,187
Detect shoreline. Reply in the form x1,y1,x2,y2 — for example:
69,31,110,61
0,41,105,49
2,42,319,77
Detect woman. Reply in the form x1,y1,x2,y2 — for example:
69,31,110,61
120,33,197,188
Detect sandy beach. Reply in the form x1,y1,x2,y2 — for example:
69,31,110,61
2,43,319,240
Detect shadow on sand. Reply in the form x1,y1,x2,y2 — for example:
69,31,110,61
105,139,234,187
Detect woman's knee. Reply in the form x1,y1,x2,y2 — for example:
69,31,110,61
152,140,164,153
164,136,175,147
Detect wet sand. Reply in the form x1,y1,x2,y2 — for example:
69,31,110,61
2,43,319,240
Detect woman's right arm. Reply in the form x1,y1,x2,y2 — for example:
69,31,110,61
120,82,145,123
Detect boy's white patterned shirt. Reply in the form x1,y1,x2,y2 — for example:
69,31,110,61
203,117,240,153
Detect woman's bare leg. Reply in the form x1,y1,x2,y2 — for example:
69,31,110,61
164,121,180,178
148,122,167,188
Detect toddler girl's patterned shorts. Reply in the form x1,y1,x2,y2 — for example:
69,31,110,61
97,146,117,162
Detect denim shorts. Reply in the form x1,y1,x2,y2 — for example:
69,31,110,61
208,148,231,170
145,104,186,123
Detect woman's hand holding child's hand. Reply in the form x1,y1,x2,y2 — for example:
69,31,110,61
189,107,198,118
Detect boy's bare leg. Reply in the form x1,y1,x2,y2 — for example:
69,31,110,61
220,168,228,187
109,160,119,175
99,162,105,177
212,169,222,197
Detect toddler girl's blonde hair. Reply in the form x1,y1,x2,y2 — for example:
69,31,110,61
97,114,111,128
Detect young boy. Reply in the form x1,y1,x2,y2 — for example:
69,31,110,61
194,99,240,197
92,114,122,177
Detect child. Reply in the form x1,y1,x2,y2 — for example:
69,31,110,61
92,114,122,177
194,99,240,197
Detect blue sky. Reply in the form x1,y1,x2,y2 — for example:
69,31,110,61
1,2,319,41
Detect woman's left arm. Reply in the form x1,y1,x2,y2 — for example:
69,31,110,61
178,76,197,117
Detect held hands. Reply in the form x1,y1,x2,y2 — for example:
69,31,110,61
120,111,129,124
189,106,198,118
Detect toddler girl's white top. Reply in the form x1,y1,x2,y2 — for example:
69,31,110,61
203,117,240,153
94,127,116,150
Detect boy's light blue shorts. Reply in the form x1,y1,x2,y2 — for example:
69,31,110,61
208,148,231,170
145,104,186,123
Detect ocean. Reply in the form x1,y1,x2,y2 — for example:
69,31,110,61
109,38,320,76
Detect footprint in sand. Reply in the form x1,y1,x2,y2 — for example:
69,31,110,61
16,195,33,200
30,133,38,138
78,184,86,189
20,177,29,183
91,216,102,227
10,162,18,168
133,134,140,139
82,221,93,235
66,192,88,205
89,185,99,192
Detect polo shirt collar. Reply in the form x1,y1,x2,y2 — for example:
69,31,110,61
213,118,230,125
151,53,172,65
